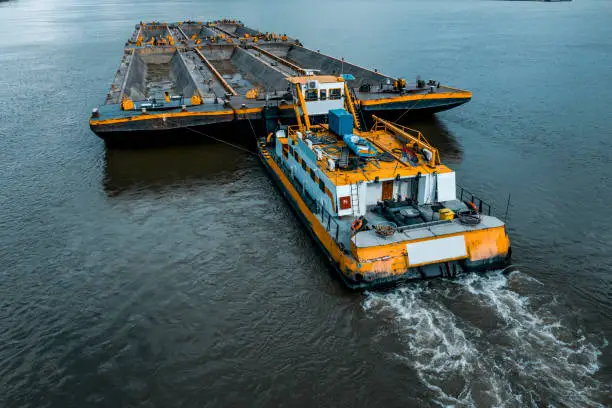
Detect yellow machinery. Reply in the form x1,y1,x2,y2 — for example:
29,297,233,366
191,91,202,105
439,208,455,220
121,97,134,111
245,88,259,99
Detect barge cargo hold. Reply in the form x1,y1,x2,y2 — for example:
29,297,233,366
257,75,510,289
90,20,472,145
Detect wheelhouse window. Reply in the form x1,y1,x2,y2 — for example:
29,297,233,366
319,89,327,100
329,88,342,100
304,88,318,101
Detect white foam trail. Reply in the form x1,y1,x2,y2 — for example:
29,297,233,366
363,272,608,408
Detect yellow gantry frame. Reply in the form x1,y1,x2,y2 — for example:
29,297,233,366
371,115,441,166
295,84,311,130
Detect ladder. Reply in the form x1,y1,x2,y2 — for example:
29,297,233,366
350,183,360,216
350,88,368,131
338,147,350,169
343,83,366,132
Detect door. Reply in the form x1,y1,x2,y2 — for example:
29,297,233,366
382,180,394,201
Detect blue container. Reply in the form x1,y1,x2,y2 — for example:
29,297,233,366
328,109,353,136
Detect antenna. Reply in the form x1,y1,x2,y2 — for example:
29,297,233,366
504,193,511,222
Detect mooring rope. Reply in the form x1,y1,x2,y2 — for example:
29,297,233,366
164,117,257,156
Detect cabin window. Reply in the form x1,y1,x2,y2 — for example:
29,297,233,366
329,88,342,100
302,161,307,171
339,196,351,210
305,89,318,101
319,179,325,191
319,89,327,100
282,144,289,158
309,168,316,181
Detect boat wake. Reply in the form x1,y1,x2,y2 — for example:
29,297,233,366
362,271,608,407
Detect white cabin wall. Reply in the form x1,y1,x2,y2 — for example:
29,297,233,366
418,174,434,204
306,100,344,115
365,182,382,206
301,82,345,115
394,179,410,201
358,181,367,215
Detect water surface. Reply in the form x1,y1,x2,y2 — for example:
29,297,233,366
1,0,611,406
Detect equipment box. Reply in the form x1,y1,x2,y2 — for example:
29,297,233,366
328,109,353,136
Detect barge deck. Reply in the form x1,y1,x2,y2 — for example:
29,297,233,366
90,20,472,145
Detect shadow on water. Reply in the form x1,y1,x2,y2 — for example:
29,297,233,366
102,142,254,196
398,116,464,165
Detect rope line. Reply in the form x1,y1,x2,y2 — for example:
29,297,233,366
164,117,257,156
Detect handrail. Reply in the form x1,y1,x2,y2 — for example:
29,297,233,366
193,48,238,96
343,82,361,130
275,157,343,245
456,185,494,216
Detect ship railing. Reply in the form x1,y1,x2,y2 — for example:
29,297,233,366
456,184,495,217
274,156,343,244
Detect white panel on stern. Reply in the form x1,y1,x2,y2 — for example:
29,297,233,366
406,235,467,266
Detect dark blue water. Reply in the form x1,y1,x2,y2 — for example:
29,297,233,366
1,0,611,406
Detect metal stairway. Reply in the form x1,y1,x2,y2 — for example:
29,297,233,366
350,88,368,131
338,147,350,169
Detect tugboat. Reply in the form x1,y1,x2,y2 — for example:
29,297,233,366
257,75,511,289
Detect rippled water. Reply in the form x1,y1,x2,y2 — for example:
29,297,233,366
364,272,608,407
1,0,611,407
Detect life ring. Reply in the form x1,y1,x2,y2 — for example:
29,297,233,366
351,218,363,232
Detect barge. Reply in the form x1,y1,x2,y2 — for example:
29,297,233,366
90,20,472,145
257,75,510,289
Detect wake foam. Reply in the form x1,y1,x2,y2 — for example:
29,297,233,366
363,271,608,407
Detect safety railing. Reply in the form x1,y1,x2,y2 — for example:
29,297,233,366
275,157,343,245
456,184,494,216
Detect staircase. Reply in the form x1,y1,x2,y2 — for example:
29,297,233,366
350,183,360,216
349,88,367,131
338,147,350,169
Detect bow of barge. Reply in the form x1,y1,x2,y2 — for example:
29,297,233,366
90,20,471,145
